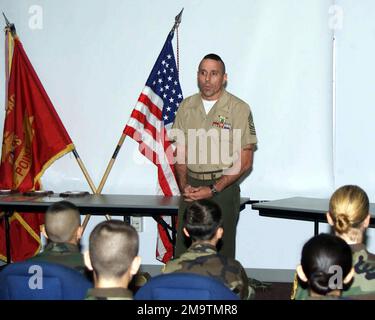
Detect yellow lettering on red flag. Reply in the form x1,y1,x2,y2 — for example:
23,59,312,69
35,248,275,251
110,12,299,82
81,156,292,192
0,31,74,262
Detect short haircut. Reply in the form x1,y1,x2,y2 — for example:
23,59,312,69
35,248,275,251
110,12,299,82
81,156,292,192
201,53,226,74
183,200,223,242
329,185,369,235
301,233,352,295
89,220,139,279
45,201,81,243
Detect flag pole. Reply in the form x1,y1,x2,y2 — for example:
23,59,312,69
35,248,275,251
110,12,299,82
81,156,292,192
96,8,184,193
2,12,16,37
2,15,110,230
86,9,184,233
72,149,97,192
98,8,183,193
170,8,183,35
96,134,127,194
72,149,111,232
171,9,183,73
81,134,126,232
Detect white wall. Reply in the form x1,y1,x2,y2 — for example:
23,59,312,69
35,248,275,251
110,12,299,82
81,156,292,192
1,0,374,270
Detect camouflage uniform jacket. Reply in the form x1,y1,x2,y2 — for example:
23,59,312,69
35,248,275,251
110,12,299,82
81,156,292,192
292,243,375,299
162,242,250,299
85,287,133,300
29,242,86,274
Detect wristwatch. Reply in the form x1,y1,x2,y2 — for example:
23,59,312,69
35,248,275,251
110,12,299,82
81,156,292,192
209,184,219,196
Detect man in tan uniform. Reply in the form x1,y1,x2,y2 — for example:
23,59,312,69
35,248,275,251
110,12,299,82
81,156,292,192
172,53,257,259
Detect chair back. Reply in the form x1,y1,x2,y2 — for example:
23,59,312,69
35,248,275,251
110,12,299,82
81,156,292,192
135,273,239,300
0,261,92,300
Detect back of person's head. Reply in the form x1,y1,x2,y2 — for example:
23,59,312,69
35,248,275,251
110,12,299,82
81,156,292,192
183,199,223,242
297,233,353,296
328,185,369,238
88,220,139,280
44,201,81,243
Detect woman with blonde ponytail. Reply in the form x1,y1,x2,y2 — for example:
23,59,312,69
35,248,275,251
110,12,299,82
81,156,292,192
327,185,370,245
293,185,375,299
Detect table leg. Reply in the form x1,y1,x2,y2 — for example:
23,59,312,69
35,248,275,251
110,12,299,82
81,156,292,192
314,220,319,236
171,215,177,258
4,211,11,264
123,216,131,225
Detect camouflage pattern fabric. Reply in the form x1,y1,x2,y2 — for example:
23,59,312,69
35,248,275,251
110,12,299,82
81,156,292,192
162,242,252,299
292,243,375,299
175,176,240,259
348,243,375,295
85,287,133,300
29,242,86,274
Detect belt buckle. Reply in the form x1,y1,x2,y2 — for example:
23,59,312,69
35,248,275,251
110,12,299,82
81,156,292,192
210,172,220,180
189,170,221,180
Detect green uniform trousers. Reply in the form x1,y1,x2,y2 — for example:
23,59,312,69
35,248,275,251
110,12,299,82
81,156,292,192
174,176,240,259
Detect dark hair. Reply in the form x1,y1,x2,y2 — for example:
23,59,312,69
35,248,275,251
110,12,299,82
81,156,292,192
45,201,81,243
89,220,139,279
202,53,226,74
47,200,79,214
301,233,352,295
183,200,223,241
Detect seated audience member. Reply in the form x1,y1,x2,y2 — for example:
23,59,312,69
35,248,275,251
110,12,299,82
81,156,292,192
162,199,252,300
84,220,141,300
293,185,375,299
29,201,85,274
296,233,354,299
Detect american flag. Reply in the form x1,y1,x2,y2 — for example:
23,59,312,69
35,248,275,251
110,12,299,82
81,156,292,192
123,32,183,263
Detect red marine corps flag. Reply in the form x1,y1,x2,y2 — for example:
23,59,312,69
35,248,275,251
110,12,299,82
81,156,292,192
0,26,74,261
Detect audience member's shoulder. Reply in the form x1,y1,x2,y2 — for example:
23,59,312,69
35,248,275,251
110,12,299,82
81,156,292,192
215,252,245,270
363,247,375,263
346,293,375,300
161,256,182,273
305,295,346,300
85,288,133,300
352,244,375,268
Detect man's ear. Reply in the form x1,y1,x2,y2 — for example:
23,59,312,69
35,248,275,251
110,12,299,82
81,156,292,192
183,227,190,238
129,256,141,276
222,73,228,86
41,225,48,239
76,226,83,241
344,267,355,284
296,265,308,283
215,227,224,240
326,212,334,226
83,251,93,271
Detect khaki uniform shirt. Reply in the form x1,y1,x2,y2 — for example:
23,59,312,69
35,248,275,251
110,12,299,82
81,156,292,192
161,242,252,300
172,90,257,173
85,287,133,300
